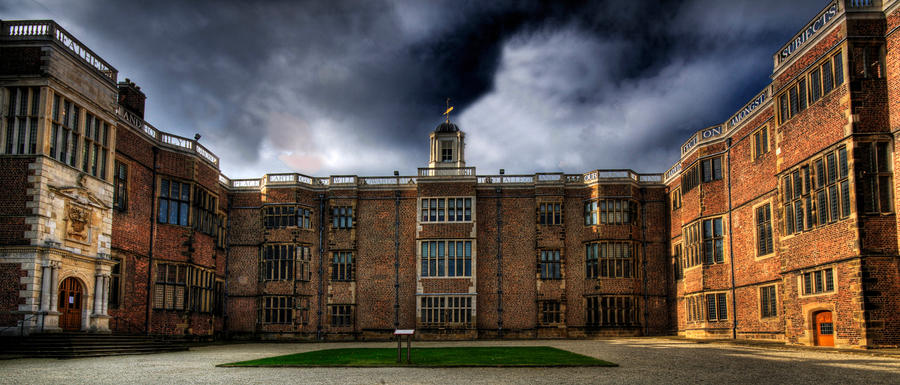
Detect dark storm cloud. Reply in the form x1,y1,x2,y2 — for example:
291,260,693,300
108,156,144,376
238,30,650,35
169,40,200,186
1,0,829,177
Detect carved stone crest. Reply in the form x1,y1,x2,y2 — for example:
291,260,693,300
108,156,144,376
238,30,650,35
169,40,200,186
65,203,92,243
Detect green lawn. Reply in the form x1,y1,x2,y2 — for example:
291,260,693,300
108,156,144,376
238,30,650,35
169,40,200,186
219,346,616,367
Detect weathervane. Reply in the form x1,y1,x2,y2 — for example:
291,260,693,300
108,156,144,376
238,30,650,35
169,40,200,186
443,98,454,123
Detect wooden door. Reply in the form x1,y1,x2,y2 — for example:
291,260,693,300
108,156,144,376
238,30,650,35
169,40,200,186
814,311,834,347
58,277,82,331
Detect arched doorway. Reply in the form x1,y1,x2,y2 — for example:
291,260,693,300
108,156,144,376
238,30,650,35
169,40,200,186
58,277,83,331
813,310,834,347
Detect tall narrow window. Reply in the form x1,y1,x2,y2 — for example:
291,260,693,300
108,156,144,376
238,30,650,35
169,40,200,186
3,87,40,155
331,251,354,281
673,244,683,280
706,293,727,321
702,218,724,264
538,202,562,225
539,250,561,279
760,285,777,318
108,257,122,309
756,204,773,256
858,142,892,214
440,140,453,162
158,178,190,226
113,161,128,211
753,127,769,160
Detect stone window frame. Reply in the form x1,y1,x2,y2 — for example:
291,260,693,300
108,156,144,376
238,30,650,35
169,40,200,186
157,177,192,227
153,263,187,311
753,200,775,259
798,266,837,298
752,125,770,161
419,197,474,223
583,198,637,226
331,205,354,229
701,217,725,265
187,266,215,313
777,47,845,126
329,303,354,327
586,295,639,328
108,255,123,310
260,295,294,325
759,284,778,319
192,185,219,237
538,249,562,280
671,187,682,211
705,292,728,322
585,240,637,279
856,140,893,214
419,295,473,328
685,294,703,323
419,239,473,278
113,159,128,212
538,300,562,326
673,242,683,280
538,201,563,225
3,86,40,155
330,250,355,281
781,144,850,237
260,243,311,282
261,204,313,230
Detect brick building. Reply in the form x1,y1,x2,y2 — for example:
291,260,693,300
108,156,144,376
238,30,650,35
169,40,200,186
1,0,899,348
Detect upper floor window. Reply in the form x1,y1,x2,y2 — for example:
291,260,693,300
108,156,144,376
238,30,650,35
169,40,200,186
331,251,355,281
857,141,892,214
440,140,453,162
332,206,354,229
539,250,561,279
586,241,635,279
421,197,472,223
671,188,682,211
673,244,683,280
851,44,883,80
778,50,843,125
783,145,849,235
4,86,39,155
584,199,636,225
756,204,774,256
538,202,562,225
192,186,218,236
263,205,312,229
702,218,724,264
802,267,834,295
158,178,190,226
421,240,472,278
753,127,769,160
79,112,110,179
113,161,128,211
261,244,311,281
260,296,293,324
684,222,701,268
701,157,722,182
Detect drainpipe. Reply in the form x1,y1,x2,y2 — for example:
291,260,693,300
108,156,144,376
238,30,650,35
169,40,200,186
394,180,401,329
495,185,503,337
726,138,737,340
146,147,158,336
641,196,649,336
316,194,325,340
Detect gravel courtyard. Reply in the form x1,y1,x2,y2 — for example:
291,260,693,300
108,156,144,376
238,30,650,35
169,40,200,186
1,338,898,384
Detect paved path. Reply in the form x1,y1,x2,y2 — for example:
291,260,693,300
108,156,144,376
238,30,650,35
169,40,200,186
1,338,899,384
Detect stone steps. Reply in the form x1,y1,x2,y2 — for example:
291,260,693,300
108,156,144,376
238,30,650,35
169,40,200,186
0,333,189,358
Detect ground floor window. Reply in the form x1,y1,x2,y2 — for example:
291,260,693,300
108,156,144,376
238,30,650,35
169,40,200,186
706,293,727,322
330,304,353,327
586,296,638,327
260,296,293,324
686,295,702,323
539,300,562,325
154,264,186,310
419,296,473,328
760,285,777,318
108,257,122,309
802,268,834,295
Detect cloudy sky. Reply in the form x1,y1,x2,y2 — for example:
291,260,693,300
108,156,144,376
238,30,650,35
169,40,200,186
3,0,828,178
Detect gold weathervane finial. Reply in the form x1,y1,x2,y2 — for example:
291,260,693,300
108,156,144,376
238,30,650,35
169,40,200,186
443,98,454,123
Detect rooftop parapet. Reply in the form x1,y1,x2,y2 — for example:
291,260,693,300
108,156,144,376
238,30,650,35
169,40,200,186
223,169,663,191
1,19,117,83
117,107,220,169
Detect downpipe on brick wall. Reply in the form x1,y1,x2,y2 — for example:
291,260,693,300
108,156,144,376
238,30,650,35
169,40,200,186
316,194,325,340
727,138,737,340
146,147,158,336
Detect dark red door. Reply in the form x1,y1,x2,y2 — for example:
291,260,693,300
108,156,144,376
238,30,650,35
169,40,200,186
58,277,82,331
814,311,834,347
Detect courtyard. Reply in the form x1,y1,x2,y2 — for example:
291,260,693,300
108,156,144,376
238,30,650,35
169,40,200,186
1,338,898,384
